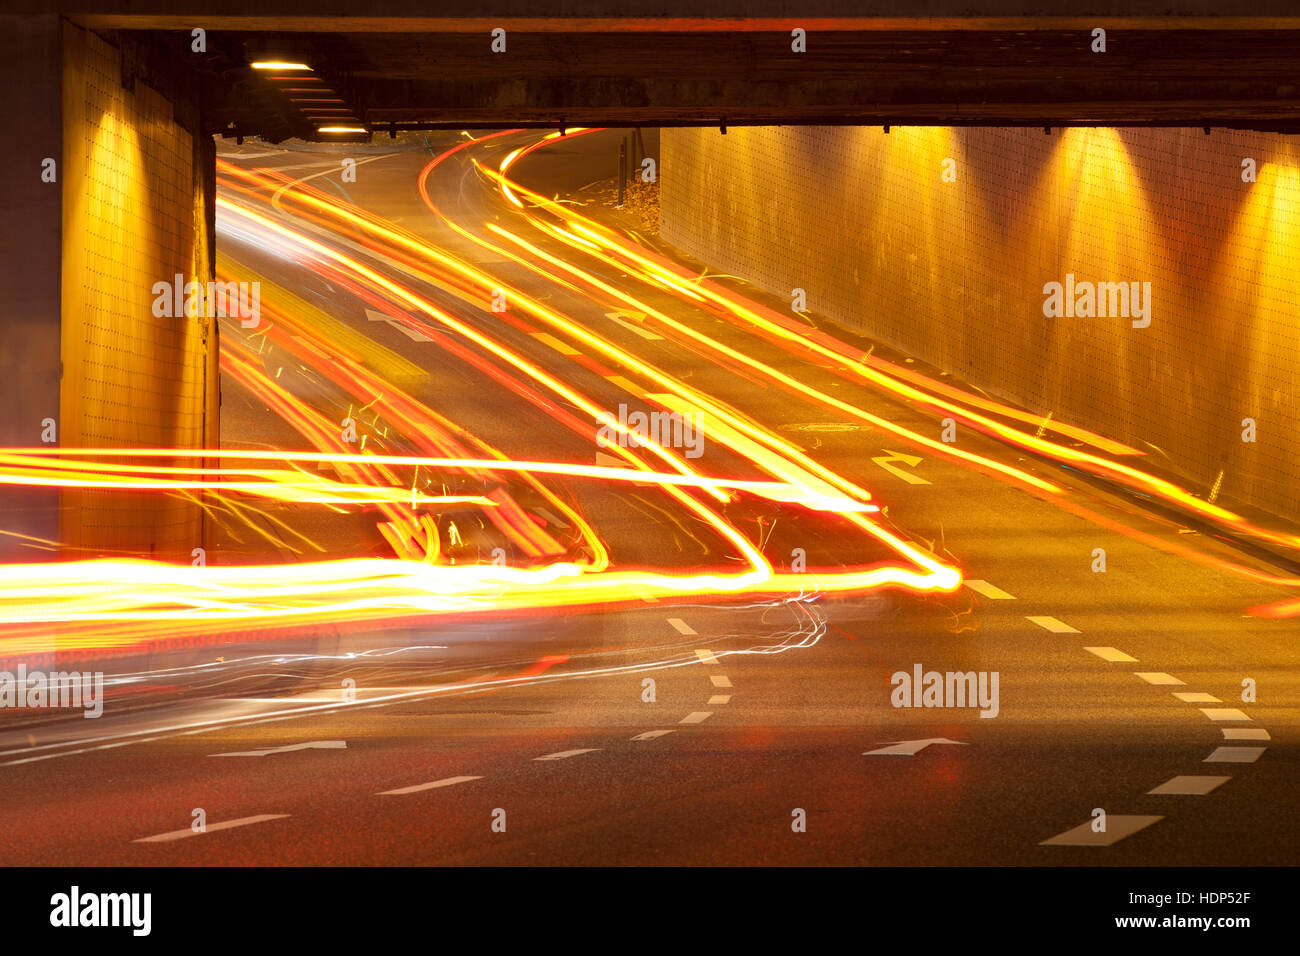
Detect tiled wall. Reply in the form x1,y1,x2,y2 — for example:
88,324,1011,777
60,25,215,558
662,125,1300,520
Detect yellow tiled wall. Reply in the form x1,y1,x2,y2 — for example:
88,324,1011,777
662,125,1300,520
60,25,215,559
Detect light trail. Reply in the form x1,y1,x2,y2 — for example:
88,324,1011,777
488,131,1300,558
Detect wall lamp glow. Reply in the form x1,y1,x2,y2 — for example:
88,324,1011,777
317,126,368,133
251,61,312,71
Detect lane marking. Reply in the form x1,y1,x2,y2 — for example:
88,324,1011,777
1172,691,1221,703
709,675,732,688
1204,746,1266,764
863,738,968,756
965,579,1015,600
534,748,600,761
1084,646,1138,662
871,450,931,485
1040,815,1162,846
708,695,732,705
694,649,719,664
211,740,346,757
1148,775,1231,795
1027,616,1079,634
680,712,712,724
1200,707,1252,722
365,308,434,342
631,730,674,741
1135,672,1184,685
530,331,580,355
1222,727,1270,741
667,618,697,635
606,311,663,340
379,775,483,796
134,814,288,843
604,374,643,394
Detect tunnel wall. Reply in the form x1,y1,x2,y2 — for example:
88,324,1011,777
661,125,1300,521
59,21,218,560
0,16,64,558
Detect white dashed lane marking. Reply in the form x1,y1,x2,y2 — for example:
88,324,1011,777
134,814,288,843
1040,815,1163,846
534,749,600,761
965,579,1016,600
1148,775,1232,795
1084,646,1138,663
378,775,483,796
631,730,674,741
1204,746,1266,764
1135,672,1185,685
680,712,712,724
1201,707,1252,722
708,695,732,705
667,618,697,635
1026,616,1080,634
709,675,732,688
1222,728,1270,741
694,649,719,665
1172,692,1221,703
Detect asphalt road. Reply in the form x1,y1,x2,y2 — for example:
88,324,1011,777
0,128,1295,866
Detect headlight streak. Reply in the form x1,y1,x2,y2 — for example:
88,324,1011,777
0,139,977,657
491,131,1300,559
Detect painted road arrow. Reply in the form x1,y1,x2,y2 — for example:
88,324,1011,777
605,311,662,340
871,450,931,485
365,308,433,342
863,738,967,756
211,740,347,758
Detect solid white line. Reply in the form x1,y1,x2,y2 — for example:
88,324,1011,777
680,712,712,724
667,618,697,635
378,775,483,796
631,730,674,741
534,748,600,761
965,579,1016,600
1084,646,1138,663
709,675,732,688
1026,616,1080,634
708,695,732,705
694,649,719,664
134,814,288,843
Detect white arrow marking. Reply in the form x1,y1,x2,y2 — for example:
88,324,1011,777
365,308,433,342
210,740,347,757
605,311,662,340
863,738,968,756
871,450,930,484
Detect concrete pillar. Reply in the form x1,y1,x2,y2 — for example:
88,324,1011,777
0,15,64,560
